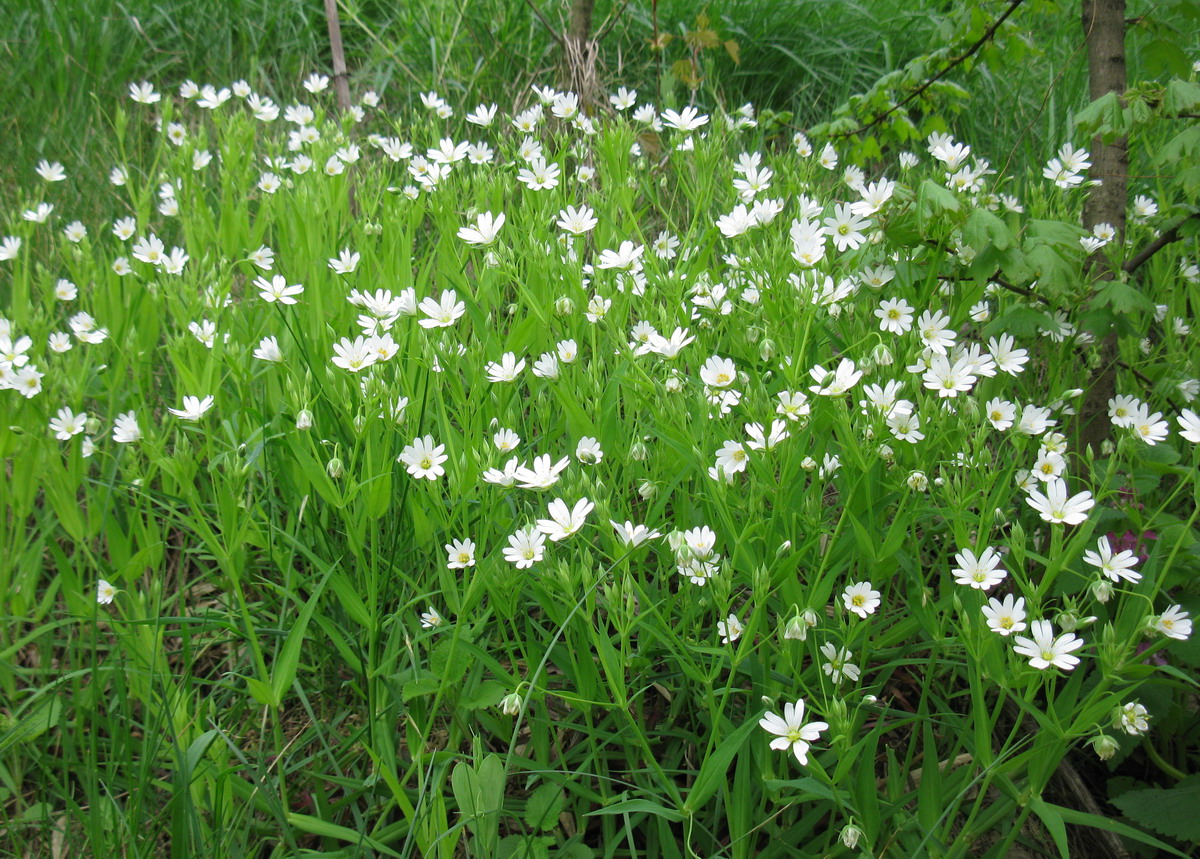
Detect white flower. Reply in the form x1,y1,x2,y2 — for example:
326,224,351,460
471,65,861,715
536,497,594,542
982,594,1027,636
597,241,644,271
575,437,603,464
808,359,862,396
255,275,304,304
445,538,476,569
96,579,117,605
556,205,598,235
331,336,378,373
398,435,448,480
1013,620,1084,670
1117,701,1150,735
951,547,1006,589
1025,478,1094,525
457,211,505,246
419,606,443,629
820,642,860,683
1082,536,1141,583
328,248,360,274
875,298,914,335
168,395,215,421
1154,605,1191,640
465,103,497,126
485,352,525,383
418,290,466,328
661,106,708,132
503,526,545,568
1179,409,1200,443
842,581,880,618
610,521,661,547
514,454,570,490
759,698,828,766
717,614,744,644
49,407,88,440
699,355,737,388
254,336,284,363
128,81,161,104
112,411,141,443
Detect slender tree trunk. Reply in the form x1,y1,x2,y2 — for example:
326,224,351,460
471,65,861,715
1078,0,1128,455
563,0,598,105
324,0,352,112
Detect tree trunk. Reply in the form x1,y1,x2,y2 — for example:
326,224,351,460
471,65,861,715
323,0,352,113
563,0,598,105
1078,0,1128,455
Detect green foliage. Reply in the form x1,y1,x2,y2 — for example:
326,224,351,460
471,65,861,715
1110,776,1200,843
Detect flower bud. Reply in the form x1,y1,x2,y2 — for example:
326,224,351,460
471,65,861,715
1090,579,1114,603
840,823,864,850
554,296,574,316
353,414,367,434
326,457,344,480
85,416,102,435
759,338,776,362
638,480,657,500
500,691,523,716
629,440,648,461
1090,734,1120,760
782,614,806,641
907,470,928,491
296,409,313,430
871,342,893,366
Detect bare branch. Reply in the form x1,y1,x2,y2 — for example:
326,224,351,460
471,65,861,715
1123,212,1200,274
594,0,634,43
523,0,565,46
833,0,1029,139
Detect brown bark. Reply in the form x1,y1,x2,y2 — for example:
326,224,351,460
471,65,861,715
1078,0,1128,456
563,0,599,105
324,0,352,113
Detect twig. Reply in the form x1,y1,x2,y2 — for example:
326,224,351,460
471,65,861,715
834,0,1029,139
594,0,634,43
523,0,565,46
1123,212,1200,274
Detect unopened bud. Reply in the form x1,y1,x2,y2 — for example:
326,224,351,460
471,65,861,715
554,296,574,316
840,823,863,850
759,338,776,362
326,457,344,479
1091,579,1114,603
296,409,313,430
1091,734,1120,760
500,691,523,716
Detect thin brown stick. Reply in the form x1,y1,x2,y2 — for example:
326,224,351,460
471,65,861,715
834,0,1029,139
523,0,565,46
594,0,634,43
1123,213,1200,274
323,0,352,113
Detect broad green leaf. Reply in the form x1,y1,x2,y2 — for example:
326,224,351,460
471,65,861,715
270,564,333,705
524,783,565,831
1049,803,1190,858
683,714,760,814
